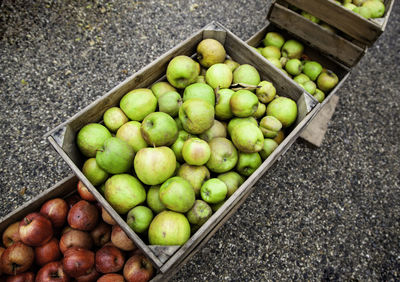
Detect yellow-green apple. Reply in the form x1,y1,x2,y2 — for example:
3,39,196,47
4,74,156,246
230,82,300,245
182,138,211,166
166,55,199,89
146,185,166,214
103,107,128,132
232,64,261,86
19,212,53,247
82,158,109,186
253,102,266,119
274,130,285,144
266,97,298,127
116,121,148,153
170,130,195,162
206,137,238,173
200,178,227,204
179,98,214,134
174,116,183,130
120,88,157,121
183,83,215,106
141,112,178,146
313,88,325,103
123,254,154,282
177,164,210,197
196,75,206,84
231,122,264,153
256,81,276,103
150,81,176,99
224,59,240,72
215,88,235,120
259,116,282,138
67,200,99,231
126,206,154,233
76,123,112,158
217,171,245,197
293,73,310,85
267,57,283,69
281,39,304,59
148,211,191,245
260,138,279,160
261,45,281,60
104,174,146,214
230,89,259,117
317,70,339,92
197,38,226,67
186,200,212,226
205,63,233,89
157,91,182,117
301,80,317,95
303,61,323,81
199,119,227,142
285,58,303,76
301,11,320,23
159,176,195,213
262,31,285,49
96,137,134,174
227,117,258,136
0,242,34,275
134,147,176,185
362,0,385,18
236,152,262,176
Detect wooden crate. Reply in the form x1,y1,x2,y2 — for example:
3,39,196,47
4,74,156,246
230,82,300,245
282,0,394,46
45,21,320,278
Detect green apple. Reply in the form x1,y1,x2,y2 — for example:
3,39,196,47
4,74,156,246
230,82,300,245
301,80,317,95
175,117,183,130
206,137,238,173
313,88,326,103
182,138,211,166
171,130,195,162
186,200,212,226
261,46,281,60
317,70,339,92
354,6,372,18
199,119,227,142
200,178,227,204
293,73,310,85
230,89,259,117
224,59,240,72
146,185,166,214
259,116,282,138
103,107,128,132
158,91,182,117
178,164,210,196
82,158,109,186
116,121,147,153
236,152,262,176
233,64,261,86
210,200,226,212
253,102,266,119
205,63,233,89
159,176,195,213
141,112,178,146
134,146,176,185
150,81,176,99
227,117,258,137
362,0,385,18
217,171,245,197
343,3,357,11
197,38,226,67
104,174,146,214
260,138,279,160
262,31,285,49
183,83,215,106
148,211,191,245
77,123,112,158
281,39,304,59
96,137,135,174
285,59,303,76
166,55,199,89
179,98,215,134
256,81,276,103
127,206,153,233
301,11,320,23
266,97,298,128
215,88,235,120
120,88,157,121
303,61,323,81
231,122,264,153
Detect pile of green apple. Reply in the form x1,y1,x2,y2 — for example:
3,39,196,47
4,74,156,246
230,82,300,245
253,31,340,103
75,38,298,246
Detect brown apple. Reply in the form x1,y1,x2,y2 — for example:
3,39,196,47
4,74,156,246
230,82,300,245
101,208,116,226
75,267,100,282
59,229,93,254
67,201,99,231
0,246,4,276
98,273,125,282
35,237,61,266
40,198,69,229
2,222,21,247
35,261,70,282
111,225,136,251
123,254,154,282
62,247,95,278
5,271,35,282
95,245,125,274
90,222,111,248
77,181,96,202
0,242,34,275
19,213,53,247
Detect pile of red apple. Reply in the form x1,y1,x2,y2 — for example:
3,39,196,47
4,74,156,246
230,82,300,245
75,38,298,247
0,181,154,282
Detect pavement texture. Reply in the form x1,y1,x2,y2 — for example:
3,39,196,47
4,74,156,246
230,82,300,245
1,0,399,281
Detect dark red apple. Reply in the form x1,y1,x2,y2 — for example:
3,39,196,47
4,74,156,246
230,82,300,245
5,271,35,282
0,242,34,275
35,237,61,266
111,225,136,252
0,246,5,276
62,247,94,278
59,229,93,254
77,181,96,202
40,198,69,229
98,273,125,282
19,212,53,247
67,201,99,231
101,207,116,226
90,222,111,247
65,194,81,209
2,222,21,247
123,254,154,282
35,261,70,282
95,245,125,274
75,267,100,282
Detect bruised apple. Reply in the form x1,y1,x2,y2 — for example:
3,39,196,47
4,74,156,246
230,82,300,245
0,242,34,275
67,200,99,231
36,261,69,282
62,247,95,278
40,198,69,229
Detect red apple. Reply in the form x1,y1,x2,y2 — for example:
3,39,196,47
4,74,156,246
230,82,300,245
111,225,136,251
0,242,34,275
95,245,125,274
90,222,111,247
59,229,93,254
123,254,154,282
101,207,116,225
75,267,100,282
98,273,125,282
40,198,69,229
35,261,70,282
77,181,96,202
5,271,35,282
62,247,95,278
2,222,21,247
19,212,53,247
67,201,99,231
35,237,61,266
65,194,81,209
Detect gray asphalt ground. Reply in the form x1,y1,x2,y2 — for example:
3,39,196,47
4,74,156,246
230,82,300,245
1,1,399,280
